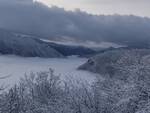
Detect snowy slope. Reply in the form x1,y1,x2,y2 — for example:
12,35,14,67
0,28,97,58
79,49,150,79
0,29,63,57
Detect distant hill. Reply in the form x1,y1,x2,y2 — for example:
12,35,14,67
36,39,97,57
0,29,96,57
0,29,63,57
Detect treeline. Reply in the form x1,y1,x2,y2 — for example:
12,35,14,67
0,67,150,113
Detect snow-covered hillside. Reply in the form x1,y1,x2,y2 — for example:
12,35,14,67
78,49,150,113
79,49,150,79
0,28,97,58
0,29,63,57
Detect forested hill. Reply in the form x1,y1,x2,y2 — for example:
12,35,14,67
0,28,96,57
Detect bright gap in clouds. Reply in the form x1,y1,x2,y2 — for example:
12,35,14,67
35,0,84,11
35,0,150,17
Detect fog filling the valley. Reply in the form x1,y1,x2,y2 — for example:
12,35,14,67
0,55,96,87
0,0,150,46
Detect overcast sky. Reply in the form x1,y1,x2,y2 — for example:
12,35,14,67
0,0,150,47
35,0,150,17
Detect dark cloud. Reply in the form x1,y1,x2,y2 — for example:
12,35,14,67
0,0,150,46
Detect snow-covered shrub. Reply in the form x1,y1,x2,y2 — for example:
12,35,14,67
1,63,150,113
0,69,93,113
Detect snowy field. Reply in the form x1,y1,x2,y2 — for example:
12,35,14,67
0,55,96,88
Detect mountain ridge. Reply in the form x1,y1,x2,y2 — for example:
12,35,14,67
0,28,96,58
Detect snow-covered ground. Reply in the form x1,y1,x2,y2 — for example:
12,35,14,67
0,55,96,88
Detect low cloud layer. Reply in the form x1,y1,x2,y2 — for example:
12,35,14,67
0,0,150,46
